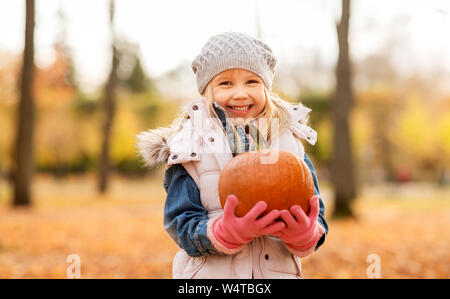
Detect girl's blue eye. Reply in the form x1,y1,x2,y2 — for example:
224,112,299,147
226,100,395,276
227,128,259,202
219,81,231,86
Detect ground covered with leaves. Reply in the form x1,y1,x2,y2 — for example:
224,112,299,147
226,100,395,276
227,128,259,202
0,175,448,278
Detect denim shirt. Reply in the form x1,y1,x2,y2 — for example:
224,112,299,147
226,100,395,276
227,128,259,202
163,104,328,257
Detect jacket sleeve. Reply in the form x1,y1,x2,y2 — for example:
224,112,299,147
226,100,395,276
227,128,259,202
304,153,328,250
163,163,220,257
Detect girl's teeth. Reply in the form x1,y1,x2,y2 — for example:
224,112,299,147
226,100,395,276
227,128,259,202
231,105,250,111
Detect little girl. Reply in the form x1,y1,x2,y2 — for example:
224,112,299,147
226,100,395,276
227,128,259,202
137,32,328,279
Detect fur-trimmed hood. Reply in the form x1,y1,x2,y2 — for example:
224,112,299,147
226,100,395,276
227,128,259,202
136,125,178,169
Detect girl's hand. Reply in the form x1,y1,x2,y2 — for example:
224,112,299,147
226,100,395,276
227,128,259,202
212,195,286,248
278,195,322,250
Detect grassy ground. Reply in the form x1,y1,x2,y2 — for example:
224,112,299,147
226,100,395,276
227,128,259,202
0,174,449,278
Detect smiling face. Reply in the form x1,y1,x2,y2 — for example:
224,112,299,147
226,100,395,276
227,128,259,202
208,69,266,122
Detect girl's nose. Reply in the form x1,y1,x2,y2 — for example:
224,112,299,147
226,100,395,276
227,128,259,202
232,88,249,100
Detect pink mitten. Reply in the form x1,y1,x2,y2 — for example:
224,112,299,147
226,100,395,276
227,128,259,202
212,195,286,250
279,195,324,251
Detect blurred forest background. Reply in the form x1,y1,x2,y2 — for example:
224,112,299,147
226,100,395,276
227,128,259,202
0,0,449,278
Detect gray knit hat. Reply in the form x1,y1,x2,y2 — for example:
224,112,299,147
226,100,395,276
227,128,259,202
191,32,277,95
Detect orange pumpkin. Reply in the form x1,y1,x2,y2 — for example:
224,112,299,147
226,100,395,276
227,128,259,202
218,149,315,217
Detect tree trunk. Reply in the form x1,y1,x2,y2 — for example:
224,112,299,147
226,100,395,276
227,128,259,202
13,0,35,207
98,0,119,194
331,0,356,218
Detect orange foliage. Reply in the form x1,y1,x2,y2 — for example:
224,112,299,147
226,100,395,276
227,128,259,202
0,176,449,279
0,51,20,105
34,44,75,107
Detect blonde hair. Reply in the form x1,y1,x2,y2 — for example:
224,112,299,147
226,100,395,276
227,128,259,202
164,81,307,147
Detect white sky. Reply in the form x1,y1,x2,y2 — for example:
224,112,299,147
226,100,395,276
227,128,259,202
0,0,449,91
